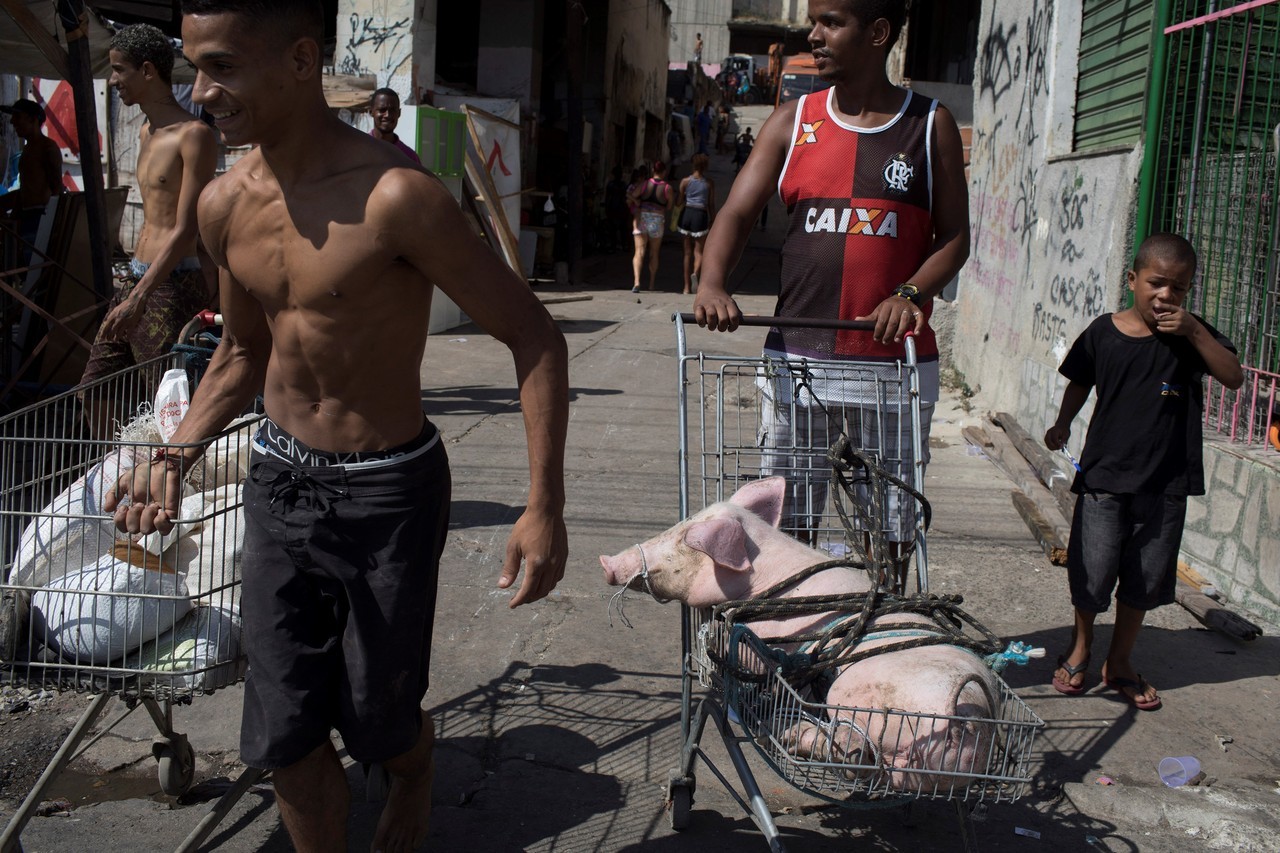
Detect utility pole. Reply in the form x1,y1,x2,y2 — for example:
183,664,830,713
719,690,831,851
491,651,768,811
57,0,112,302
566,0,584,285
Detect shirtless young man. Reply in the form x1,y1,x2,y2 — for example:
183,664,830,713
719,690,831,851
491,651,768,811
0,98,64,255
106,2,569,851
80,23,217,435
693,0,969,571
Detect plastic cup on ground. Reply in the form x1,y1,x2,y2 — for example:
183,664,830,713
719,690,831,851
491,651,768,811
1158,756,1201,787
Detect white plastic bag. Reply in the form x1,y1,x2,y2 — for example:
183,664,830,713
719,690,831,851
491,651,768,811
127,605,244,691
141,484,245,603
31,543,193,664
153,368,190,442
12,446,148,588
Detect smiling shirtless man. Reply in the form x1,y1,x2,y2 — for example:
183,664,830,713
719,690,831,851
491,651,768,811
81,24,217,435
105,2,570,851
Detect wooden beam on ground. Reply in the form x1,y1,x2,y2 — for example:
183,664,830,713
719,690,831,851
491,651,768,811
1011,490,1068,565
1177,560,1214,592
993,411,1077,520
965,420,1073,562
1175,581,1262,642
961,425,993,448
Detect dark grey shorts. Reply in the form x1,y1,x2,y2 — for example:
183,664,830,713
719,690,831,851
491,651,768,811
239,422,450,769
1067,491,1186,613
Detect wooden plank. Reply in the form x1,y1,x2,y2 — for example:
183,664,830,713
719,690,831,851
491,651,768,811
968,419,1074,560
961,425,993,448
0,0,71,78
1175,581,1262,642
993,411,1077,520
1177,560,1214,592
462,146,524,278
462,109,525,278
981,419,1056,505
1011,490,1068,565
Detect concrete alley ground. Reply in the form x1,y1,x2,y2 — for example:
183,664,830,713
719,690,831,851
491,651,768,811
2,109,1278,852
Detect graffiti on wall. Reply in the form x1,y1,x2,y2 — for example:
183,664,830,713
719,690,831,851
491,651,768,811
1036,170,1107,349
968,1,1054,312
966,2,1121,363
338,9,412,80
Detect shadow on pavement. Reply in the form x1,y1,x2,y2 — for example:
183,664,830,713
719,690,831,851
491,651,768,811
995,622,1280,805
421,383,623,416
425,661,682,850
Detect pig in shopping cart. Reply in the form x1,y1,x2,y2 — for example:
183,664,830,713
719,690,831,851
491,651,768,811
600,477,1002,791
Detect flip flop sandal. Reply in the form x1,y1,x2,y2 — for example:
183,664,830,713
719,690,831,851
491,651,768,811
1105,675,1162,711
1052,654,1090,695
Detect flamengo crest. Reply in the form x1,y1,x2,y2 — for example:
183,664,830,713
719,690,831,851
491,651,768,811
883,152,914,193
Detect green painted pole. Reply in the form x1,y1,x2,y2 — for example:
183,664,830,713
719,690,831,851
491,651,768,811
1133,0,1176,248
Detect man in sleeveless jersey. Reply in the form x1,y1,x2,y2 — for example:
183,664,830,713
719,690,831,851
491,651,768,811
693,0,969,560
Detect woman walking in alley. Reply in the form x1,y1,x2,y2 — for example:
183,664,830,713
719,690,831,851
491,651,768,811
676,153,716,295
628,161,673,292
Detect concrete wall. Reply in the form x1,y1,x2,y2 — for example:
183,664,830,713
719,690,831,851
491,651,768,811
1182,445,1280,627
477,0,542,113
734,0,805,26
336,0,416,97
952,0,1139,442
904,81,973,125
669,0,733,66
604,0,672,169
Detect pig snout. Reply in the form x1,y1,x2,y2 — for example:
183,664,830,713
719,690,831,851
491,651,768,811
600,553,632,587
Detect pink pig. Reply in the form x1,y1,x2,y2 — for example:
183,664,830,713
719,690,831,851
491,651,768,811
600,477,1001,792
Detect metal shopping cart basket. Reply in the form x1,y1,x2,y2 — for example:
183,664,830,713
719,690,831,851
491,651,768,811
668,314,1044,852
0,325,265,852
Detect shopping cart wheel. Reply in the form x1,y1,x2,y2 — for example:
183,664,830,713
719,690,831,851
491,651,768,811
667,773,695,831
153,733,196,796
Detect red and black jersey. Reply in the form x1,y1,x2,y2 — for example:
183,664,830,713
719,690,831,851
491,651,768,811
768,88,938,362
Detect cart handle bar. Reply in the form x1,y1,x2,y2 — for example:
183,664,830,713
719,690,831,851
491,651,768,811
674,313,879,332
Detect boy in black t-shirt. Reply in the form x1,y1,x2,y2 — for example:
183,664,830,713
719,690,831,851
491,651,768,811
1043,233,1243,711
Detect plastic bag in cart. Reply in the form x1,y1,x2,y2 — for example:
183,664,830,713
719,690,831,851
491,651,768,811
11,445,151,588
139,484,245,603
153,368,190,442
125,604,244,691
31,543,193,664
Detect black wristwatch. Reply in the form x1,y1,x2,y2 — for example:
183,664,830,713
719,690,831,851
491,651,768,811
891,283,924,306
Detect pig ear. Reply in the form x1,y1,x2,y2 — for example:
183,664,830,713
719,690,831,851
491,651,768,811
728,477,786,528
684,517,751,572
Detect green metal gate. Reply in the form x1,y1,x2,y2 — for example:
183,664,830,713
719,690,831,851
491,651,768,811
1150,1,1280,376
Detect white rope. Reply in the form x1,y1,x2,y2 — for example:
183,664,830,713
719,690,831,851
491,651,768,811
606,543,671,628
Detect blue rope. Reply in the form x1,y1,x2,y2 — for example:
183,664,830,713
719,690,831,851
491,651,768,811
984,640,1045,674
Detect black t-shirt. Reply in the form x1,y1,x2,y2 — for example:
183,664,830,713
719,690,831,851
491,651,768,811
1059,313,1235,496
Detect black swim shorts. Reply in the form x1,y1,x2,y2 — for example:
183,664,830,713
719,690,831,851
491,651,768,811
238,419,450,769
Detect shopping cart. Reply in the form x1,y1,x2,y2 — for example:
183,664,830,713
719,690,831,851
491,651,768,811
0,333,265,852
667,314,1044,852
